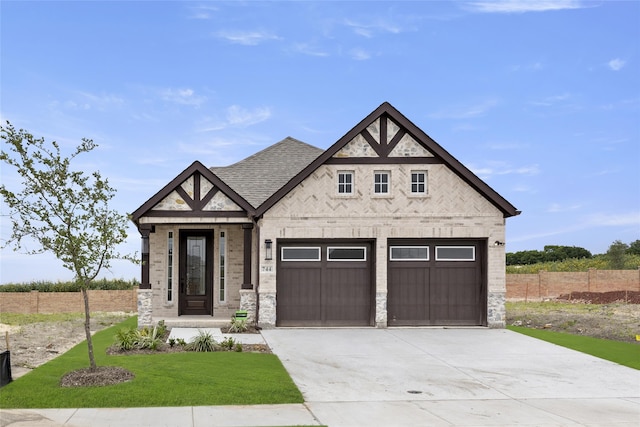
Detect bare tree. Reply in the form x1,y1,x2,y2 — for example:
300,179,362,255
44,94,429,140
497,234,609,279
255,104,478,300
1,122,132,370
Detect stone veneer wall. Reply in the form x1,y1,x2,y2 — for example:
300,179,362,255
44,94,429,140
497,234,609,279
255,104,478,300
258,162,508,328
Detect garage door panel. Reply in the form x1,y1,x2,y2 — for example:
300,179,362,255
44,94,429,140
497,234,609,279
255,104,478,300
324,267,370,325
388,239,485,326
388,267,429,326
277,242,373,327
277,267,322,326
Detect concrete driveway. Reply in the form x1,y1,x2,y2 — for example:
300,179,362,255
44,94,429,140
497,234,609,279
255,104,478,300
262,328,640,426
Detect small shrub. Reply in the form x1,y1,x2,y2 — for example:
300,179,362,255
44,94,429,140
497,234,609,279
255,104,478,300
137,325,163,350
176,338,187,347
188,330,217,352
234,343,243,352
168,338,176,348
220,336,236,351
229,317,248,333
114,327,137,351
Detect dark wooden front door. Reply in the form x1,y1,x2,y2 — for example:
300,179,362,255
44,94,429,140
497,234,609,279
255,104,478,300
179,231,213,315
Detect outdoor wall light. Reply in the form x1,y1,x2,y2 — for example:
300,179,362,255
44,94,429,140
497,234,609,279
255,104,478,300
265,239,273,260
494,240,505,247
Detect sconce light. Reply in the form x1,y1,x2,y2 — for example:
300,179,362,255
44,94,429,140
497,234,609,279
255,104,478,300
265,239,273,260
141,235,150,255
494,240,505,247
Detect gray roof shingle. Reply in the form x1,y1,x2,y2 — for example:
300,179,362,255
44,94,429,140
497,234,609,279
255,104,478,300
211,137,323,209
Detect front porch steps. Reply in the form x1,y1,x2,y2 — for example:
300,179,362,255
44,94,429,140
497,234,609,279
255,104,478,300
154,316,231,329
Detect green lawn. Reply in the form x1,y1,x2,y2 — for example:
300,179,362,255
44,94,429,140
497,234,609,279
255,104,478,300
0,317,303,408
508,326,640,370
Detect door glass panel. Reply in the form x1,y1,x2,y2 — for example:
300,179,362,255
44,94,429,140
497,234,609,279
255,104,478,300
186,236,206,295
435,246,475,261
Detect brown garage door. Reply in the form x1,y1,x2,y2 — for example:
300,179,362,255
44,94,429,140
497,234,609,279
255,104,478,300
277,241,374,327
387,239,486,326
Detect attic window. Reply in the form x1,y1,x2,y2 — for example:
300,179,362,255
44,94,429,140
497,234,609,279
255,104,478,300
338,171,354,194
374,171,389,194
411,171,427,194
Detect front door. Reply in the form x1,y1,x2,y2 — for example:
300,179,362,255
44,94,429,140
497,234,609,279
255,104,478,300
179,231,213,315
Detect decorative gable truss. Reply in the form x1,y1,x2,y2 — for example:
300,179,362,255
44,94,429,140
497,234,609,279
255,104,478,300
131,161,253,221
334,115,434,160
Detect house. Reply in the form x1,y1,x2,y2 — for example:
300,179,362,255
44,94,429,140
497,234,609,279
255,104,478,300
131,102,520,329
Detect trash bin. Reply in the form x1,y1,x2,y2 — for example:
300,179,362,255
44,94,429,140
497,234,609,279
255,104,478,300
0,350,12,387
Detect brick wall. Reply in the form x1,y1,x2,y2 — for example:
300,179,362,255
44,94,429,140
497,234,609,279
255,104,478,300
506,270,640,300
0,289,138,314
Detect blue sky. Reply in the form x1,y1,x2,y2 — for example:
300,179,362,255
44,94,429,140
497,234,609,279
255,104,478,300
1,0,638,284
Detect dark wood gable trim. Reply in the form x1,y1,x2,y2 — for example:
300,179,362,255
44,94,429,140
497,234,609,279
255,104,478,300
131,161,255,225
255,102,519,218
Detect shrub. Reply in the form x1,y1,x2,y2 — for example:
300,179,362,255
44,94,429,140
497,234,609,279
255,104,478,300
188,330,217,352
114,327,138,351
229,317,248,333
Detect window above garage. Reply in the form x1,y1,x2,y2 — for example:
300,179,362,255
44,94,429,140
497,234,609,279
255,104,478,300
435,246,475,261
327,247,367,261
390,246,429,261
281,247,321,261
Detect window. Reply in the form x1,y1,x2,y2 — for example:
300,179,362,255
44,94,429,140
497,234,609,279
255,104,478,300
374,171,389,194
167,232,174,302
338,171,354,194
219,231,226,302
390,246,429,261
435,246,475,261
327,247,367,261
411,171,427,194
281,247,321,261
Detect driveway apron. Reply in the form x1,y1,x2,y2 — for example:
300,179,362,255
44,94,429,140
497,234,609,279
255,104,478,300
261,328,640,426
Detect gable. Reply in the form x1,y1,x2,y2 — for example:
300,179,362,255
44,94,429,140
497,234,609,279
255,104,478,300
255,102,519,218
131,161,253,224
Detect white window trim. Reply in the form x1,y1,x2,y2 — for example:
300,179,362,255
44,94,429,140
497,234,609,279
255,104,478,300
281,246,321,261
410,170,427,195
167,231,174,303
435,246,476,261
373,171,390,195
389,245,430,261
219,230,226,303
337,171,354,195
327,246,367,261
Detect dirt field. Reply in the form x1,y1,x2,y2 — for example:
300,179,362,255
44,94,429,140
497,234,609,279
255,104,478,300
0,313,131,378
507,291,640,343
1,292,638,378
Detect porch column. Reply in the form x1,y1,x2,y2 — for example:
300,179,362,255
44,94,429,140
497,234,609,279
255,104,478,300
242,223,254,289
139,225,154,289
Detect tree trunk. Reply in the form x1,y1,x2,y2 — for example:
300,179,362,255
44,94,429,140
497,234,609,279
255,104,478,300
81,288,97,370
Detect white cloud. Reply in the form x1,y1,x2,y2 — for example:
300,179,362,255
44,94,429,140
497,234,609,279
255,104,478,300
188,5,218,20
469,161,540,180
547,203,583,213
530,93,572,107
463,0,586,14
292,43,329,57
216,30,280,46
350,48,372,61
160,88,206,107
428,99,499,120
607,58,626,71
198,105,272,132
584,212,640,227
344,18,404,38
226,105,271,126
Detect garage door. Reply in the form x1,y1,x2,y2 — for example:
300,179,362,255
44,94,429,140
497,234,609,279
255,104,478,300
276,241,374,327
387,239,486,326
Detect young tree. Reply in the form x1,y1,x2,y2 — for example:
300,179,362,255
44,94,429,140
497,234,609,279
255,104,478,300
606,240,629,270
1,122,131,370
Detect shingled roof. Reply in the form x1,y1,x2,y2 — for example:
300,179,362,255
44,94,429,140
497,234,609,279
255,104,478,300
211,137,323,209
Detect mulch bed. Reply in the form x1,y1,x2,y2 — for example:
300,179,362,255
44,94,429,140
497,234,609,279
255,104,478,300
557,290,640,304
60,366,134,387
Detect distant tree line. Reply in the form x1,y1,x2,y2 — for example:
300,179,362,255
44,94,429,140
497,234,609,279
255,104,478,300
507,240,640,267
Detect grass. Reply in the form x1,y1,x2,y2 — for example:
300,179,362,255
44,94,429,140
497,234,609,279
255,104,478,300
508,326,640,370
0,312,88,325
0,317,303,408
